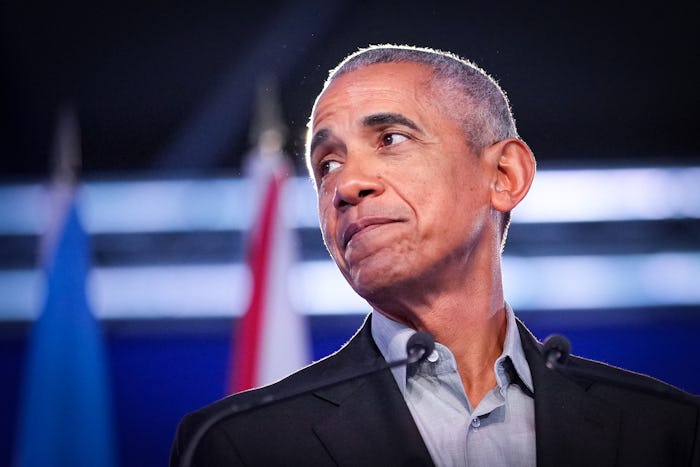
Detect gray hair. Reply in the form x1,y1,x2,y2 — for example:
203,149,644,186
307,44,519,157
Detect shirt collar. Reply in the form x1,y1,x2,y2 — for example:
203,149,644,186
371,303,533,395
497,303,534,394
370,309,415,394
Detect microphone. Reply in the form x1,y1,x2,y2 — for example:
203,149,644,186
542,334,571,369
180,330,435,467
541,334,696,405
406,330,435,364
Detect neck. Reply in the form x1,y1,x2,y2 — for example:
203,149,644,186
370,250,507,407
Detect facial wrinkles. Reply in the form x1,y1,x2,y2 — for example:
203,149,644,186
313,65,435,132
308,63,463,179
311,64,479,284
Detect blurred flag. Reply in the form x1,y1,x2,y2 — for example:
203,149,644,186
227,79,311,393
14,107,116,467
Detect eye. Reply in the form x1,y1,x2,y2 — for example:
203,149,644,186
319,159,342,177
381,132,408,147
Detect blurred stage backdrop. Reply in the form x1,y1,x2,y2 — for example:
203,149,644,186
1,2,699,466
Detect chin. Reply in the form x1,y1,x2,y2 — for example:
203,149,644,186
347,265,413,303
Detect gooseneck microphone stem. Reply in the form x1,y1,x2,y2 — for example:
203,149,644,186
180,330,435,467
542,334,696,406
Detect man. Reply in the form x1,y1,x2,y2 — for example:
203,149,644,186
171,44,700,466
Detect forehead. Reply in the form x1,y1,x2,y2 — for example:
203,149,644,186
310,62,438,129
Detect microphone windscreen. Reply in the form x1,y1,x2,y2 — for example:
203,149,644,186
406,331,435,363
543,334,572,365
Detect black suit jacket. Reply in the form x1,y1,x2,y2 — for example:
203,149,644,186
171,315,700,466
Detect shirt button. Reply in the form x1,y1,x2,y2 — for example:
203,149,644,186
427,350,439,363
471,417,481,428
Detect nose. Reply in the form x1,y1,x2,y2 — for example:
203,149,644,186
332,157,384,209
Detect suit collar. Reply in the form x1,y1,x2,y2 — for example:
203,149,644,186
517,320,622,467
311,315,434,466
311,314,383,405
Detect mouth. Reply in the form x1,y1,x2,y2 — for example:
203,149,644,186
342,217,398,249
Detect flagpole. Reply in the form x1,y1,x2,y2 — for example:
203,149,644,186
227,77,311,394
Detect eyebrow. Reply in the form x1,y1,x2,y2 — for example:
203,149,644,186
308,128,332,159
362,112,421,131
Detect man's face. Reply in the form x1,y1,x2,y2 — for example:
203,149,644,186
307,62,495,301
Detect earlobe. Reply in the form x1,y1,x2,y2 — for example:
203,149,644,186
489,138,536,213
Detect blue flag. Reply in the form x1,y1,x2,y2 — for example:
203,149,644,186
14,197,117,467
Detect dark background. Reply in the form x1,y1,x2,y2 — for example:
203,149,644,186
1,2,699,466
2,1,699,179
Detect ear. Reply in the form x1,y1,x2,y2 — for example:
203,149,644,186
487,138,536,213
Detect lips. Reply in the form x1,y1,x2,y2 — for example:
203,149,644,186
342,217,398,248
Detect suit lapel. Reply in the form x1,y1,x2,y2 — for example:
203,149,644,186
518,321,622,467
311,316,434,466
304,315,624,466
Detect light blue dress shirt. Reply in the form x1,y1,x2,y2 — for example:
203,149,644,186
371,304,536,466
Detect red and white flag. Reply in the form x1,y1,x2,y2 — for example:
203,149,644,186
227,150,311,393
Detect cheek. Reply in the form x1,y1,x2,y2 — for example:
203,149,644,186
414,171,481,233
318,202,338,251
407,170,455,214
